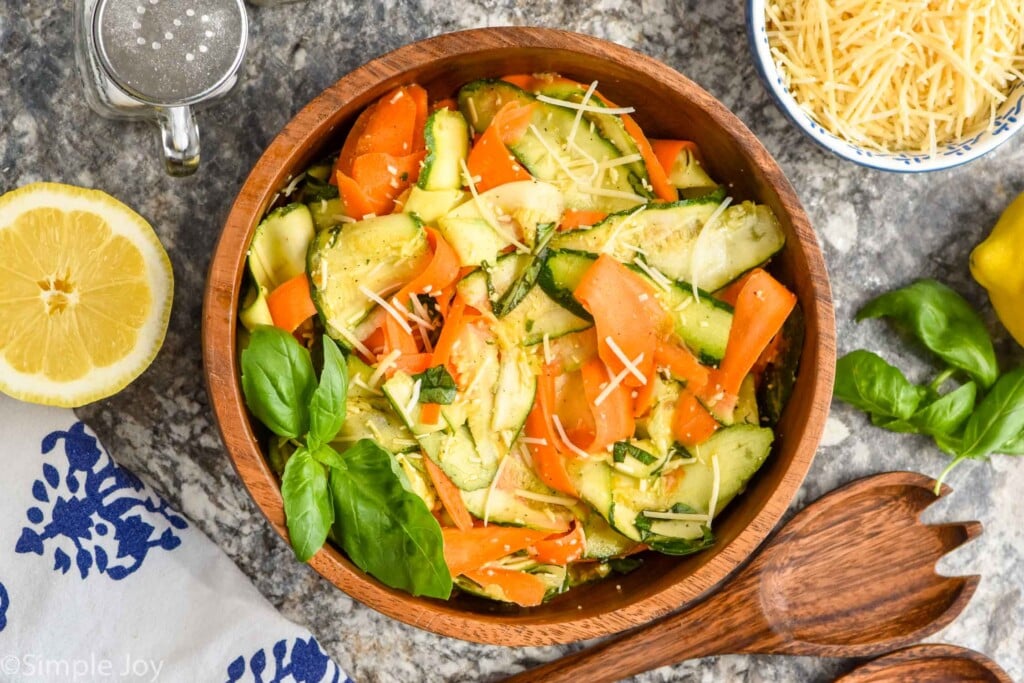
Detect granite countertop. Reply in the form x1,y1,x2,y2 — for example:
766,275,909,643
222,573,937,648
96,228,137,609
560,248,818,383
2,2,1022,681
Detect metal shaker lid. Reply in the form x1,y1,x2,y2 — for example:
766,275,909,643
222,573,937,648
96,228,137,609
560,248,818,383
94,0,247,107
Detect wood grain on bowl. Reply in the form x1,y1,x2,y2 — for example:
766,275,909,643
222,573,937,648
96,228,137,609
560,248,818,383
202,26,835,646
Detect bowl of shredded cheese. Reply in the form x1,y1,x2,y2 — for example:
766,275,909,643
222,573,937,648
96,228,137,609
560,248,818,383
749,0,1024,171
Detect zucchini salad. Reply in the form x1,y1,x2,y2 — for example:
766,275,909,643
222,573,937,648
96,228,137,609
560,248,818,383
239,74,802,606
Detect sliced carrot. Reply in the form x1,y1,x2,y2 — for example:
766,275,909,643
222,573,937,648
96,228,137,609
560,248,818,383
706,269,797,413
672,388,719,447
266,273,317,333
389,352,433,376
713,270,757,307
554,369,596,449
559,210,608,231
530,523,586,565
650,140,704,179
420,402,442,425
431,293,467,374
423,455,474,532
350,151,425,215
632,373,657,418
499,73,539,91
491,101,538,145
581,357,635,453
334,103,377,179
573,254,667,387
335,169,378,219
620,114,677,202
355,85,419,157
395,227,462,310
361,325,385,360
382,312,419,357
526,365,577,495
466,123,532,192
431,97,458,113
461,567,548,607
654,339,710,391
442,526,549,576
409,84,429,153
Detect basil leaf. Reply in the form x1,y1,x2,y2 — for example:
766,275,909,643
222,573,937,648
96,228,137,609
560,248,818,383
241,326,316,438
869,414,918,434
960,367,1024,459
834,350,926,420
910,382,977,438
612,441,657,465
997,431,1024,455
281,447,333,562
329,440,451,599
308,336,348,449
412,365,457,405
311,443,346,469
492,223,555,317
857,280,998,388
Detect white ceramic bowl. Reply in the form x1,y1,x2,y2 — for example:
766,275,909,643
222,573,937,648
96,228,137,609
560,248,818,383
746,0,1024,172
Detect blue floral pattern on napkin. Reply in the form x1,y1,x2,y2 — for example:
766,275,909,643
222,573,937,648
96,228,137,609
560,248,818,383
0,581,8,631
14,422,188,580
225,636,350,683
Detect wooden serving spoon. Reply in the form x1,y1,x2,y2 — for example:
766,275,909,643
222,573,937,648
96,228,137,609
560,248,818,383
506,472,981,683
835,644,1012,683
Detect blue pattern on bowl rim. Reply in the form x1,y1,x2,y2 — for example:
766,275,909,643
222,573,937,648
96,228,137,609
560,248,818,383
746,0,1024,172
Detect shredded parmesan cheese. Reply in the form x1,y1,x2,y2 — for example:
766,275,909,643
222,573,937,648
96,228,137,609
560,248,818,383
552,414,592,459
459,158,530,252
536,94,637,116
631,258,673,291
542,333,553,365
521,436,549,446
593,364,633,407
603,337,647,385
333,326,373,359
368,349,402,387
514,489,578,507
404,379,422,419
359,285,413,335
641,510,711,522
690,196,733,299
766,0,1024,153
708,453,721,528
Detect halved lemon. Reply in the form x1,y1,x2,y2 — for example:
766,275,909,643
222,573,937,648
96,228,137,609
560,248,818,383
0,182,173,407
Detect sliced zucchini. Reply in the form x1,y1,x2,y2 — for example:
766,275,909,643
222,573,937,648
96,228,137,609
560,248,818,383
403,186,469,223
461,448,576,532
380,370,449,437
757,304,804,427
662,145,719,195
533,81,651,195
248,203,315,291
551,199,786,292
419,109,471,191
419,426,495,491
457,254,592,345
652,279,734,366
458,79,653,213
537,249,595,320
239,283,274,331
732,374,760,426
438,180,563,266
395,453,437,511
572,424,773,548
458,78,535,133
492,345,536,433
335,395,420,455
580,509,639,560
308,213,431,343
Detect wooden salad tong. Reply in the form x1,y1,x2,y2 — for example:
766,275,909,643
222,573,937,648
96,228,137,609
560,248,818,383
507,471,983,682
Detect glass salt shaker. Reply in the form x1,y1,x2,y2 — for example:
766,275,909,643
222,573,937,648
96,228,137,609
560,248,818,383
74,0,248,176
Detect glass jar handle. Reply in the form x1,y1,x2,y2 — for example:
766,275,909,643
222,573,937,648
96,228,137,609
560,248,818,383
158,106,200,176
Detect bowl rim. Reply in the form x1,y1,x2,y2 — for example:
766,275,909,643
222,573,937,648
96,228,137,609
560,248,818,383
202,26,835,646
745,0,1024,173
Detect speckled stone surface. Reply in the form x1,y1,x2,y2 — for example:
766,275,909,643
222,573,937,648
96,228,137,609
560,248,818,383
2,1,1023,681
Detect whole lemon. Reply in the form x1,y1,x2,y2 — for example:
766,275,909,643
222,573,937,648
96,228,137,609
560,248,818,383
971,191,1024,347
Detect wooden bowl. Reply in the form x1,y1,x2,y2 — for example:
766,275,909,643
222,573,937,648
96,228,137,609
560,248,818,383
203,27,835,646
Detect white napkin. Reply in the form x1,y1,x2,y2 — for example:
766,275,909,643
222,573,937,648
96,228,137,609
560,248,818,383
0,394,350,683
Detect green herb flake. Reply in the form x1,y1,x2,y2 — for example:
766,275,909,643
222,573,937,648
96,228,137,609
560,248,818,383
612,441,657,465
412,365,458,405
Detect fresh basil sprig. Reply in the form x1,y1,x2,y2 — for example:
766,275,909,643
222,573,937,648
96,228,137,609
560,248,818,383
240,327,451,598
857,279,998,388
834,280,1024,493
